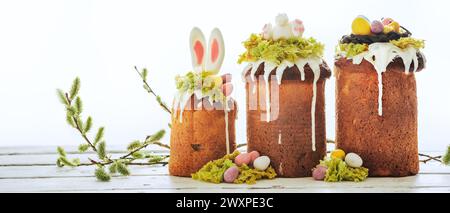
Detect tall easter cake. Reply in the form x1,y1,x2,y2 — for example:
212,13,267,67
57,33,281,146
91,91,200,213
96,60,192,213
335,16,426,176
239,14,331,177
169,28,237,177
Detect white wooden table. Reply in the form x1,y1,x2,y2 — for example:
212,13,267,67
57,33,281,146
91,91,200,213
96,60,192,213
1,146,449,193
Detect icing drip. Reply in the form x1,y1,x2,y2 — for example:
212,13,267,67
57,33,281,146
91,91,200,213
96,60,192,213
278,130,282,144
224,97,230,154
350,43,421,116
243,57,323,151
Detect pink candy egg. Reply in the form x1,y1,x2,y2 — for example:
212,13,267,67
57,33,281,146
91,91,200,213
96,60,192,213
249,151,260,163
371,20,384,34
224,166,239,183
312,165,327,181
235,153,251,166
382,18,394,26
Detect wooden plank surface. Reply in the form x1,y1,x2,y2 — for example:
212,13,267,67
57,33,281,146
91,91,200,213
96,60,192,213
0,146,449,193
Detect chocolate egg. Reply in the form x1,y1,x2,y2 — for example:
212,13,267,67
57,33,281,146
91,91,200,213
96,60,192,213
345,153,363,168
352,15,372,35
253,156,271,171
371,20,384,34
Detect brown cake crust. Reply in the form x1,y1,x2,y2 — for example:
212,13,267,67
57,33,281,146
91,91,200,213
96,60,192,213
335,58,419,177
169,96,237,177
246,63,330,177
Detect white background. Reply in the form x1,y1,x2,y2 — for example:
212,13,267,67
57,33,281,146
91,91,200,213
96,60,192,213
0,0,448,152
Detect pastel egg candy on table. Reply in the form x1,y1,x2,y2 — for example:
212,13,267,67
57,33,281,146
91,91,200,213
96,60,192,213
352,15,372,35
223,166,239,183
235,153,252,166
345,153,363,168
312,165,327,181
253,156,271,171
249,151,260,163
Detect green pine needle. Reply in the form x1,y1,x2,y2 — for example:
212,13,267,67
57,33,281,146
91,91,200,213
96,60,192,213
84,116,92,133
57,146,66,157
57,89,69,106
69,77,80,100
94,127,105,144
95,167,111,182
443,145,450,166
97,141,106,160
117,162,130,176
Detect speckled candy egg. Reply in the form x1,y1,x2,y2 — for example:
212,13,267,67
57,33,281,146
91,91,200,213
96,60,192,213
253,156,271,171
235,153,251,166
345,153,363,168
352,15,372,35
224,166,239,183
371,20,384,34
382,17,394,26
249,151,260,163
312,165,327,181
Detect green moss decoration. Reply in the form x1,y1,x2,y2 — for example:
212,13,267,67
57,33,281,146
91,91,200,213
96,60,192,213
336,43,369,58
175,71,224,103
234,165,277,185
337,37,425,58
192,150,277,184
192,151,240,184
238,34,325,65
320,158,368,182
390,37,425,49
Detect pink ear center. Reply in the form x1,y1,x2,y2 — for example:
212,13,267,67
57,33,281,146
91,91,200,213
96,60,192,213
193,41,204,65
211,39,219,63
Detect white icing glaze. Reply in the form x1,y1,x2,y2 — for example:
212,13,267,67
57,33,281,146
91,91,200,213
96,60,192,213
224,97,230,154
349,43,422,116
243,57,324,151
278,130,282,145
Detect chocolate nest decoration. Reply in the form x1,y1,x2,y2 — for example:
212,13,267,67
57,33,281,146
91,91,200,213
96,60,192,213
340,26,412,44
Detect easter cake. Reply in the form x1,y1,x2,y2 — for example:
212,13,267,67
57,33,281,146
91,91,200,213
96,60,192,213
334,16,426,176
239,14,331,177
169,27,237,177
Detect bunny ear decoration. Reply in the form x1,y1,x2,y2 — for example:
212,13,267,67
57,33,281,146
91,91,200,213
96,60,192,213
205,28,225,74
190,27,206,72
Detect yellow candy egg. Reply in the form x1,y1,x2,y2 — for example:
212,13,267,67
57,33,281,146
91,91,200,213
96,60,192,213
383,25,394,34
388,21,400,33
331,149,346,160
352,16,372,35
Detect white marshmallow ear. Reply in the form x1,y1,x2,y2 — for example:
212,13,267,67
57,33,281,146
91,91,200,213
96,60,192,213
190,27,206,71
205,28,225,73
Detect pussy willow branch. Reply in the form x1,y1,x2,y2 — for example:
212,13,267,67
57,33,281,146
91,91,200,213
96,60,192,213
134,66,172,114
79,156,170,167
120,141,170,160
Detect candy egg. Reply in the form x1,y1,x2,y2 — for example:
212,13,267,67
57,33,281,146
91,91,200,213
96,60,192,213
331,149,346,160
223,166,239,183
352,15,372,35
388,21,400,33
382,17,394,26
371,20,384,34
253,156,271,171
312,165,327,181
234,153,251,166
249,151,260,163
383,25,394,34
345,153,363,168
